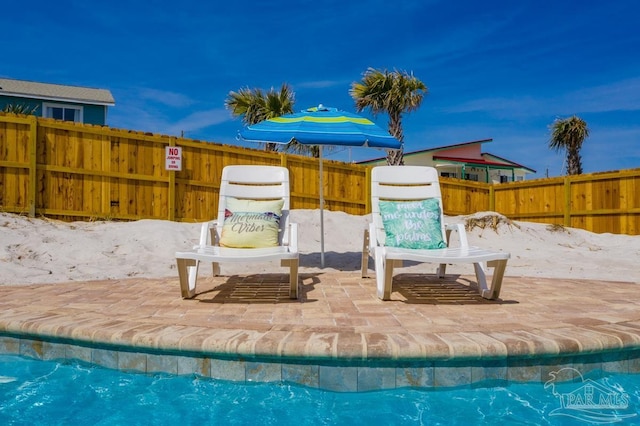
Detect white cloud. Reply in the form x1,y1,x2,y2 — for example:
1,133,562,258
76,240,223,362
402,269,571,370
165,109,230,135
138,88,195,108
440,96,540,118
563,78,640,113
443,77,640,119
296,79,349,89
109,103,232,138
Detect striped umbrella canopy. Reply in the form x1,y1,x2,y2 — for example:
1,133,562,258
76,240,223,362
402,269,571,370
239,105,400,268
239,105,401,149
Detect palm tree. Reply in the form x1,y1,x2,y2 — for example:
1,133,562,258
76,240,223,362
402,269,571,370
350,68,427,165
549,115,589,175
225,83,295,152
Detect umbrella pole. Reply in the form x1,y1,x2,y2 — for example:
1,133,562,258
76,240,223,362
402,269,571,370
319,146,325,268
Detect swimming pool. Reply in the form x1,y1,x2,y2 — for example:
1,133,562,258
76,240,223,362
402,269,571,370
1,355,638,425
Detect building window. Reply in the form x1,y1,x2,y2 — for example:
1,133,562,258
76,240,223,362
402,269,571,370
500,175,510,183
440,172,458,178
43,103,83,122
465,174,479,182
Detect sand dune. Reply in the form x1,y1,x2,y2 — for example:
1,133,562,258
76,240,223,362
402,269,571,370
1,210,639,285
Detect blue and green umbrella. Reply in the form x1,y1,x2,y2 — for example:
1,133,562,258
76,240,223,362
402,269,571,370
239,105,401,267
239,104,401,149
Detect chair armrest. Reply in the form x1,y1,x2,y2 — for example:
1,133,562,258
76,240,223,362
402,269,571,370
368,222,379,251
444,223,469,248
195,221,219,248
287,222,298,252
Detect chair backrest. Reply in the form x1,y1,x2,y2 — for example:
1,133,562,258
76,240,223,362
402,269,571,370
217,165,291,244
371,166,445,246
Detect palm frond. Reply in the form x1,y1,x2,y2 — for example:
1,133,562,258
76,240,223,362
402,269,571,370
2,103,39,115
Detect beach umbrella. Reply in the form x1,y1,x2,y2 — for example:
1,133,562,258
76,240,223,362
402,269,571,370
239,105,401,267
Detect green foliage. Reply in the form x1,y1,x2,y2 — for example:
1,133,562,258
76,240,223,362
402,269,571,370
2,103,39,115
350,68,427,165
225,83,295,152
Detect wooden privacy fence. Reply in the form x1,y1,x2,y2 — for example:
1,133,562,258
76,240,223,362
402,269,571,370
492,169,640,235
1,113,639,235
0,113,369,222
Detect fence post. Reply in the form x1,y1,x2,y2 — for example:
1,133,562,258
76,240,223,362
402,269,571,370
489,184,495,212
563,176,571,226
101,131,111,217
364,166,372,214
168,137,177,221
279,153,290,207
280,152,288,168
28,115,37,217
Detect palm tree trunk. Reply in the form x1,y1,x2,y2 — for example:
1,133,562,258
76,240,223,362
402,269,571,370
567,149,583,175
386,114,404,165
386,149,404,165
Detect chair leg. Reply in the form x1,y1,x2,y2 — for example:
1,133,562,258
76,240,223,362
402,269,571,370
437,263,447,278
385,260,397,300
177,257,198,299
438,226,462,278
473,260,507,300
361,229,370,278
375,248,396,301
486,259,507,299
282,259,299,299
375,248,386,300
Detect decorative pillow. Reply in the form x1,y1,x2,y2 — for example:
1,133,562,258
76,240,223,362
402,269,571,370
219,198,284,248
378,199,446,249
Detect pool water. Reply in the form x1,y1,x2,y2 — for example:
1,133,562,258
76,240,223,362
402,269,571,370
1,355,639,425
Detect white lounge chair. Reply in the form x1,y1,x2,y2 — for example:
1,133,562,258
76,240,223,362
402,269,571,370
175,165,299,299
361,166,509,301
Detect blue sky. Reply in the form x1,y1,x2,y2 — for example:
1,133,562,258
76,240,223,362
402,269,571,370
3,0,639,178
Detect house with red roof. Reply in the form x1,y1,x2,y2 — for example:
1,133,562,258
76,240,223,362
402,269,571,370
358,139,535,183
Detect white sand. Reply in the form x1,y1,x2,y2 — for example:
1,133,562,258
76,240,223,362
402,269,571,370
1,210,639,285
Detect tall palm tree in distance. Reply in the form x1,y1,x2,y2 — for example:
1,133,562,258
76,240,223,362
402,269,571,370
225,83,295,152
549,115,589,175
350,68,427,165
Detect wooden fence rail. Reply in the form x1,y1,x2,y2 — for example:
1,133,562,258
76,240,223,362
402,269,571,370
1,113,638,235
